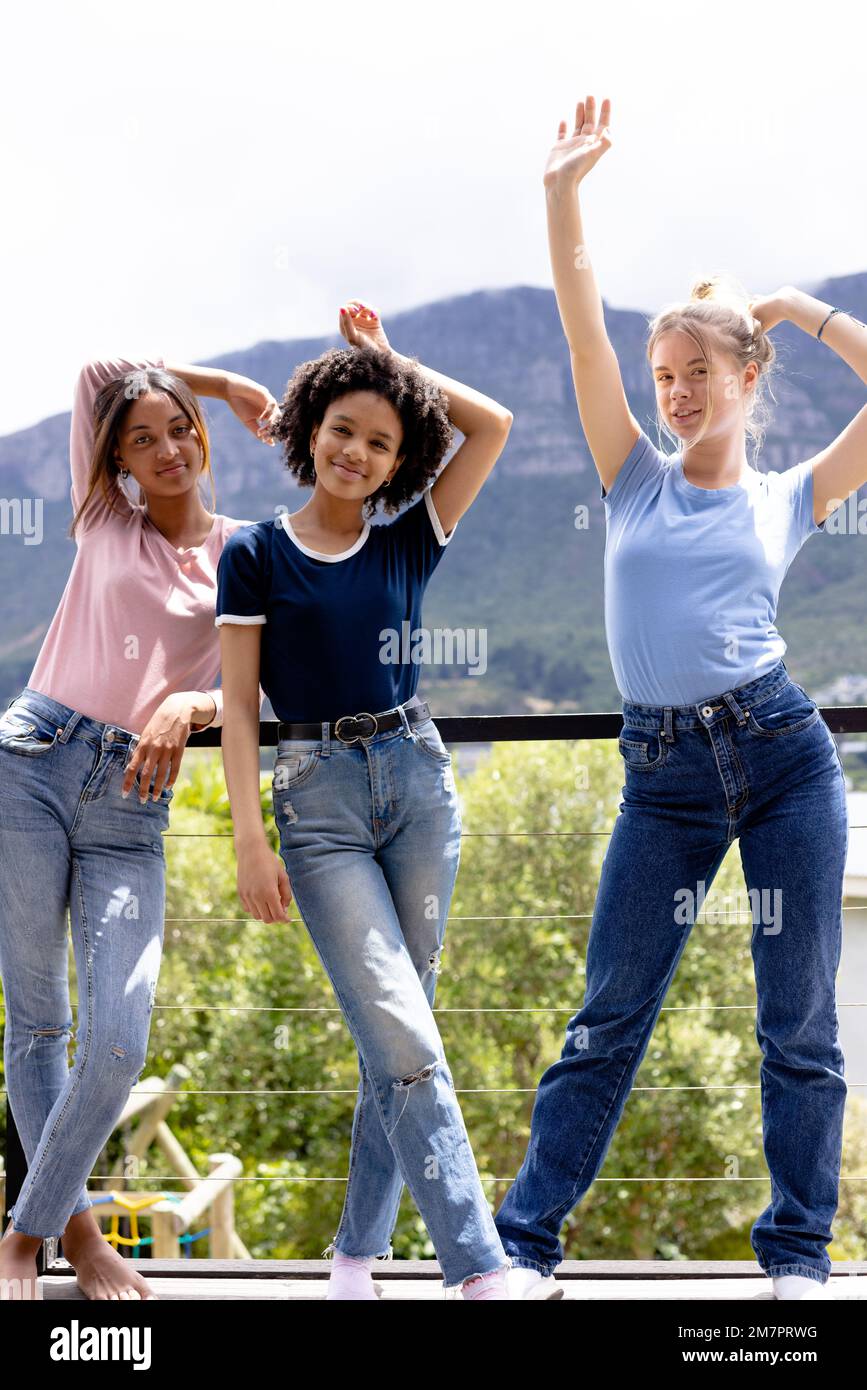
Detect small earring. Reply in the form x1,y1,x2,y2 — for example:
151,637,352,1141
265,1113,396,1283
120,468,129,480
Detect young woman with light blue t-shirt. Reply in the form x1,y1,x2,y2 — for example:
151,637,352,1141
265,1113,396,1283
495,95,867,1302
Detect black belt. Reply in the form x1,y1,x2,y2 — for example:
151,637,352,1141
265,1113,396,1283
278,700,432,744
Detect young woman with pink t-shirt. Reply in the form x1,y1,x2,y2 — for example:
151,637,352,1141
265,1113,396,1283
0,355,277,1300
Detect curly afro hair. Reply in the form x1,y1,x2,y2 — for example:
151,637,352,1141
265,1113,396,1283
270,341,454,518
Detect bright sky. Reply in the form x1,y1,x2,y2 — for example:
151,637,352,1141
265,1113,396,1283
0,0,863,435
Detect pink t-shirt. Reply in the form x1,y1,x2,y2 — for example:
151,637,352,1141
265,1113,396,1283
28,355,253,735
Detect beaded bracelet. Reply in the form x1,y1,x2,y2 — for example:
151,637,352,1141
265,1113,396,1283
816,307,846,341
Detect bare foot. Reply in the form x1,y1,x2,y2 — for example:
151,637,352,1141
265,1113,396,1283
0,1225,43,1300
61,1211,159,1301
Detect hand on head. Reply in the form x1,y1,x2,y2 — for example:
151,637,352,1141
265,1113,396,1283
339,299,391,353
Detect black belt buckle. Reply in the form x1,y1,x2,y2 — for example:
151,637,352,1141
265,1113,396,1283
334,710,379,744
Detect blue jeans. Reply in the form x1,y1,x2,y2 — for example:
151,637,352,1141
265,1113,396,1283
0,687,170,1239
495,659,848,1285
271,695,508,1289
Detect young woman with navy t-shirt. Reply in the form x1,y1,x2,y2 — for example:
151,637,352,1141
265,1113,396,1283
215,301,514,1300
495,95,867,1301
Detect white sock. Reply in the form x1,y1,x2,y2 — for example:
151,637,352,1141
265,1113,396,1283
326,1250,379,1301
461,1267,509,1300
773,1274,830,1300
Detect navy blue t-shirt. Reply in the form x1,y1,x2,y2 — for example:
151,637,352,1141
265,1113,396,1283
215,487,457,722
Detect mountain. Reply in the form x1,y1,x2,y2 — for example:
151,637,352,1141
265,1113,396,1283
0,278,865,714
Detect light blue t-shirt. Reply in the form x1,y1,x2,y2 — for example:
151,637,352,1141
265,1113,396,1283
600,429,826,706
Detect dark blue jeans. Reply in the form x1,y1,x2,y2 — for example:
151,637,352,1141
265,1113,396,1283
495,659,848,1285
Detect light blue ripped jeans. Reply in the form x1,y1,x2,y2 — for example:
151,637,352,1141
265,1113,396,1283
0,687,170,1239
271,695,508,1290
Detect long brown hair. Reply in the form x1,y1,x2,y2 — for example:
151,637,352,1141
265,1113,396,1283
69,367,216,538
646,273,779,460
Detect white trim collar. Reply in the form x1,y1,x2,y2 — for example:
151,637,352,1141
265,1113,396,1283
277,511,371,562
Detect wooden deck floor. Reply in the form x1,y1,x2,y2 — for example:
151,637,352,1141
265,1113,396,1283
39,1259,867,1300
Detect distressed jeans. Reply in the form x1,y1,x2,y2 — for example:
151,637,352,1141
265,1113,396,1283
271,695,508,1289
495,658,849,1286
0,687,169,1239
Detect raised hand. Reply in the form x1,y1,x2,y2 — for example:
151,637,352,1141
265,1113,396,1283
544,94,613,189
747,288,797,335
224,377,281,445
338,299,392,353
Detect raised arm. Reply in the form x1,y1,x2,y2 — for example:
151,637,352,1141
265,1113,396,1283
70,355,164,521
544,95,641,494
393,352,511,536
750,290,867,527
163,362,281,444
338,301,512,535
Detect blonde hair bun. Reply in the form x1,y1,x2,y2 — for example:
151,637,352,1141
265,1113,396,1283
689,272,754,329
